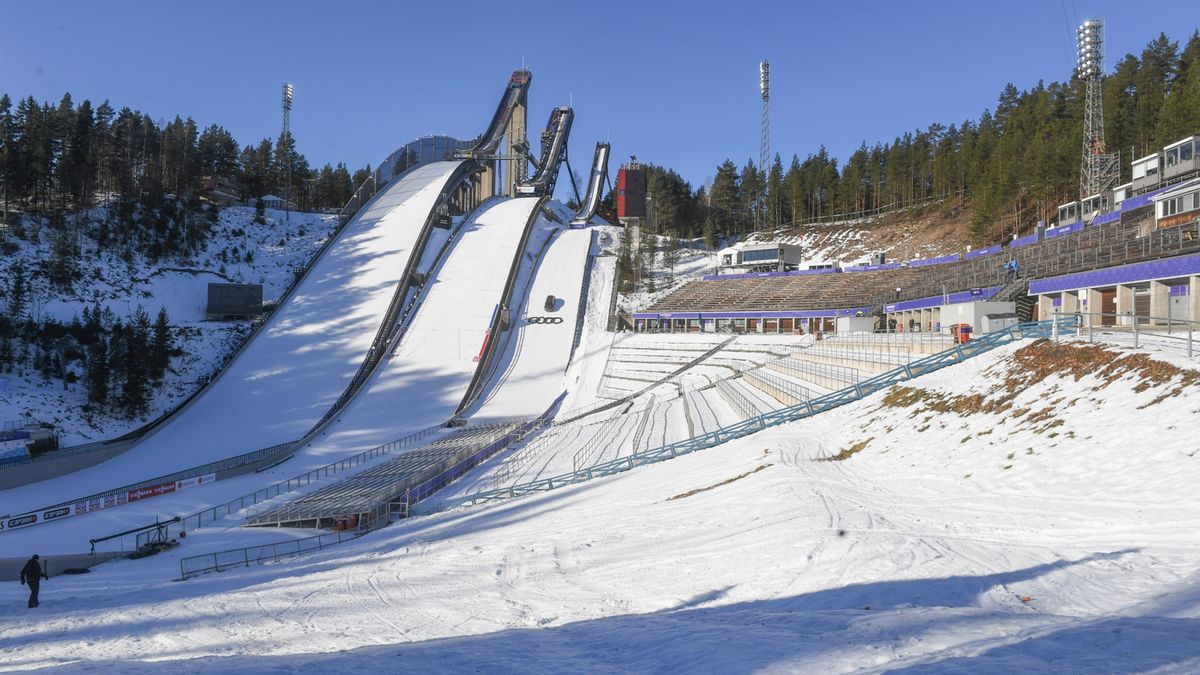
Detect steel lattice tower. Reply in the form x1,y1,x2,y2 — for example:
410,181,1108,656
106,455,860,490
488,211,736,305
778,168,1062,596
282,82,294,221
1077,20,1119,199
759,60,770,231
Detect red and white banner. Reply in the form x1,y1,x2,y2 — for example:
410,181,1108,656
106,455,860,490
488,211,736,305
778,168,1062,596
3,471,220,532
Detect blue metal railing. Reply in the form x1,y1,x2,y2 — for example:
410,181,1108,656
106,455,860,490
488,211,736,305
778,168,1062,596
421,318,1077,513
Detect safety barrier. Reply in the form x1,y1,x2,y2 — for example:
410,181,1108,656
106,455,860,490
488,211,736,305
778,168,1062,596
180,529,359,580
421,317,1078,514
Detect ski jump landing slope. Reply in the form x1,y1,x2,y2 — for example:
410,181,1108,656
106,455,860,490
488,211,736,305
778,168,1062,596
0,161,465,514
471,227,592,421
323,197,544,436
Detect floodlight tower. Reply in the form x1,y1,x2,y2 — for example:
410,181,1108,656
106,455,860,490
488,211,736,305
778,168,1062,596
282,82,294,222
1076,20,1118,199
759,60,770,232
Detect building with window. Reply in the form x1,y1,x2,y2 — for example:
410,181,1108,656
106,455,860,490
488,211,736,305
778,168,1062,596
1153,178,1200,230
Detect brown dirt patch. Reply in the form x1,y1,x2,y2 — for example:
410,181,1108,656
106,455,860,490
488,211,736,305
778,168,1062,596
668,464,772,501
817,437,874,462
878,340,1200,432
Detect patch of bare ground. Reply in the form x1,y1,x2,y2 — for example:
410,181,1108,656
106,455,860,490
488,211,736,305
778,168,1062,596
817,437,874,462
772,202,976,262
878,340,1200,432
667,464,773,501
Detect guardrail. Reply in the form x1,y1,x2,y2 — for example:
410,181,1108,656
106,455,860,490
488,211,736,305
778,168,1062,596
569,404,631,472
741,369,817,407
1071,311,1198,358
421,317,1078,514
715,379,763,419
180,529,359,580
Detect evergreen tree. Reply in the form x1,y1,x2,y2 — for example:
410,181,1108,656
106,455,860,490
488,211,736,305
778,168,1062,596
151,307,172,380
119,306,151,416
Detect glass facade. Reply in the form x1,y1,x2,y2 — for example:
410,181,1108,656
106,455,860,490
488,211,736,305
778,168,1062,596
742,248,780,262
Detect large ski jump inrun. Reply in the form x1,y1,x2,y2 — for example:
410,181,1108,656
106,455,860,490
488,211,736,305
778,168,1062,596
0,161,465,523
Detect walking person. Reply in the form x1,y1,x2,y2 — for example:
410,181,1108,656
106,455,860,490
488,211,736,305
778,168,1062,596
20,554,48,608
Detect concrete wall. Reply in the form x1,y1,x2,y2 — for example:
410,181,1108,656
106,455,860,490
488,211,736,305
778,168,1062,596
1192,276,1200,322
1117,284,1135,326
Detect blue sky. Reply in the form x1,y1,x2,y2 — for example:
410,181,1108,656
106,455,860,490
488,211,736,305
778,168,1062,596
0,0,1196,196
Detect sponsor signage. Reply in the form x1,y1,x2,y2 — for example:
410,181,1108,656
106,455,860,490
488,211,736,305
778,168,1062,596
6,514,37,529
175,473,216,490
43,506,72,521
970,287,984,298
3,470,221,534
127,481,177,503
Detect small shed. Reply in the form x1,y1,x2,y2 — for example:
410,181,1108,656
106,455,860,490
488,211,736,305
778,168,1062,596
981,312,1019,334
940,301,1016,335
835,315,876,334
206,283,264,321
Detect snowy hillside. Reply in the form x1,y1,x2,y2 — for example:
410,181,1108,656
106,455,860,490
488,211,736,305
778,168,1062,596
0,205,337,445
3,336,1199,672
616,228,712,314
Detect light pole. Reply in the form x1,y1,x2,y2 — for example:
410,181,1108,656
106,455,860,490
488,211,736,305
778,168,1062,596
282,83,294,223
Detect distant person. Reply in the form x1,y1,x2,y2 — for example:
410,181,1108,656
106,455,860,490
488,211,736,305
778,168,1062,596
20,554,48,608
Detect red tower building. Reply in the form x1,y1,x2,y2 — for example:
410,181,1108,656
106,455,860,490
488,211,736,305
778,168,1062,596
616,157,646,225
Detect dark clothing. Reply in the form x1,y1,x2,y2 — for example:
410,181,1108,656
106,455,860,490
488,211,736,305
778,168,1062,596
20,558,46,608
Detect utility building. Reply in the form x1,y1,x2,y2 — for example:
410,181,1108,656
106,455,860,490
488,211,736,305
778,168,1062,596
617,157,646,226
206,283,264,321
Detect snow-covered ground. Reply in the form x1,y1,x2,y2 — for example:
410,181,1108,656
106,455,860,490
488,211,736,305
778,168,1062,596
0,204,338,445
3,336,1200,672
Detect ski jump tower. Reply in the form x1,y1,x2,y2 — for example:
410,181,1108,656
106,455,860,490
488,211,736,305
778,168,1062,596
1077,19,1119,199
503,74,529,197
465,70,531,199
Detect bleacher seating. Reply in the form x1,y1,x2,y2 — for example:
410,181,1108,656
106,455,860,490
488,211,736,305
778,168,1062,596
246,424,517,527
646,214,1200,315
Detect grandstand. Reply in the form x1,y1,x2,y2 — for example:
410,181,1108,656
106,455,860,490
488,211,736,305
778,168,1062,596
637,195,1200,333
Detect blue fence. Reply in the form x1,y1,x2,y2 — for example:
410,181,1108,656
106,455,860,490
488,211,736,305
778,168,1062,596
422,318,1077,514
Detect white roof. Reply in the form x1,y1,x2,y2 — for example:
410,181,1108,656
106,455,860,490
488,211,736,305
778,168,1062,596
1133,153,1159,164
1164,136,1197,150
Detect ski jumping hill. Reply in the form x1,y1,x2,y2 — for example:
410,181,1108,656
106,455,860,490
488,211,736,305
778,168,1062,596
0,161,465,515
471,226,594,421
